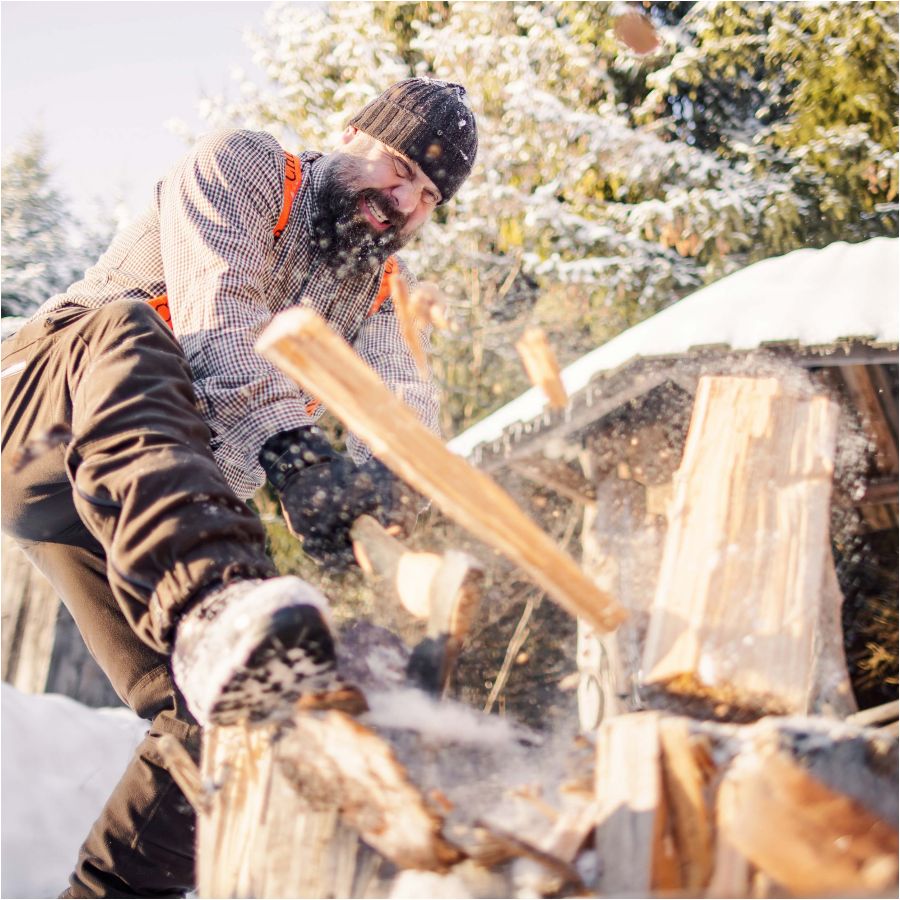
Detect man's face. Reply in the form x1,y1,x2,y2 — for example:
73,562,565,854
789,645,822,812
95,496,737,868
313,128,442,277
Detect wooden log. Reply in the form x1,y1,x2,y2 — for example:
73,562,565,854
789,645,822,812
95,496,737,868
198,718,388,898
256,308,626,634
716,740,899,896
198,711,463,898
641,375,841,714
595,713,898,899
195,684,605,898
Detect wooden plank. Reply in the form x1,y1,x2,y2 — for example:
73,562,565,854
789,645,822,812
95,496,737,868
1,539,59,694
641,376,840,714
840,364,899,473
594,711,678,895
257,308,626,634
658,717,713,893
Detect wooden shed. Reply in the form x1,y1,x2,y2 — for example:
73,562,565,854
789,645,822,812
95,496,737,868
449,237,898,727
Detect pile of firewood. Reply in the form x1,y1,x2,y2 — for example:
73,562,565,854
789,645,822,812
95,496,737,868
157,310,897,899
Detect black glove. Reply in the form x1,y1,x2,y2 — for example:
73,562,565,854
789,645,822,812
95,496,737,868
259,427,420,568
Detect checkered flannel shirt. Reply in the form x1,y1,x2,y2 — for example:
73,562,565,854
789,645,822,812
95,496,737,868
35,129,440,499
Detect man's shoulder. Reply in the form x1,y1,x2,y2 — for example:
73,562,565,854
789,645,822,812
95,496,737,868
189,129,285,164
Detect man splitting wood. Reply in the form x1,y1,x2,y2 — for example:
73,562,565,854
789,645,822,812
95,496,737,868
0,78,478,898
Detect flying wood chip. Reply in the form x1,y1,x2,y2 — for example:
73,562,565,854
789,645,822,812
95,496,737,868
390,271,430,379
409,281,452,331
614,11,660,56
516,327,568,409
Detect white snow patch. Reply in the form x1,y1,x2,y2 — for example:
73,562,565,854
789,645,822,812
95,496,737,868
390,869,473,899
1,684,145,899
449,238,899,457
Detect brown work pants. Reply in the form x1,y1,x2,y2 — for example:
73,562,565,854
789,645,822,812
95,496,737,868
1,301,277,897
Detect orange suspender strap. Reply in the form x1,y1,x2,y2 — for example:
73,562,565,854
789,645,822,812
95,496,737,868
306,253,399,416
273,151,302,239
149,151,304,330
369,255,397,317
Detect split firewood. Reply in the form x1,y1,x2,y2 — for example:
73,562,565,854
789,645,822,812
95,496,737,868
641,375,842,715
594,711,679,895
390,270,430,379
256,308,626,635
516,327,568,409
351,514,483,693
197,681,584,899
716,738,899,896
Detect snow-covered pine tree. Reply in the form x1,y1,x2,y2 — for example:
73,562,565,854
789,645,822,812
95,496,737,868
189,1,896,433
1,131,102,319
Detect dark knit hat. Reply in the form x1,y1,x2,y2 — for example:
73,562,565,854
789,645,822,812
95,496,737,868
348,78,478,203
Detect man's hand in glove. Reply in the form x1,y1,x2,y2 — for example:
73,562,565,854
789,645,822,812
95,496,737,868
259,427,424,568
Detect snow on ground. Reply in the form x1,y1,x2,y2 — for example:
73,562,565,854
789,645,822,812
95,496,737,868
1,684,145,899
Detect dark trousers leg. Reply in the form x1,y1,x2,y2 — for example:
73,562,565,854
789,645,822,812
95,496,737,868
1,302,276,896
1,301,276,654
23,540,201,899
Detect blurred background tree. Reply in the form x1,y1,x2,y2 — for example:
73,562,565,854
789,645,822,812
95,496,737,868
1,130,116,320
193,0,897,436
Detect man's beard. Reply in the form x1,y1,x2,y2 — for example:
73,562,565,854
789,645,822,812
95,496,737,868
312,156,414,278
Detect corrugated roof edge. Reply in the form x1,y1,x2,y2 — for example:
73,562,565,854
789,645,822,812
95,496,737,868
449,238,899,459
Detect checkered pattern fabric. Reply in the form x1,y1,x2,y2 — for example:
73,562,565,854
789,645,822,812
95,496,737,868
33,130,439,499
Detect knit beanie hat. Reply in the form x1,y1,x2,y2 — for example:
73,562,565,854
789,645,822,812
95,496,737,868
348,78,478,204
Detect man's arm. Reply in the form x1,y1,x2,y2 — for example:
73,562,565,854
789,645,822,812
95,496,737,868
157,130,316,499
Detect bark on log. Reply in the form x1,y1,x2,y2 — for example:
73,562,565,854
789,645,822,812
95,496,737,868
641,375,845,715
256,308,626,634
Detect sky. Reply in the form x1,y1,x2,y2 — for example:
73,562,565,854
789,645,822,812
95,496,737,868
1,0,283,224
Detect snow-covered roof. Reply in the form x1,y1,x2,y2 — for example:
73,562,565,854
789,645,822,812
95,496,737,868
449,238,899,458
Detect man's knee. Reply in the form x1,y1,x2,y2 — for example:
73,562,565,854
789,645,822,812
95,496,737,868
89,299,181,351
